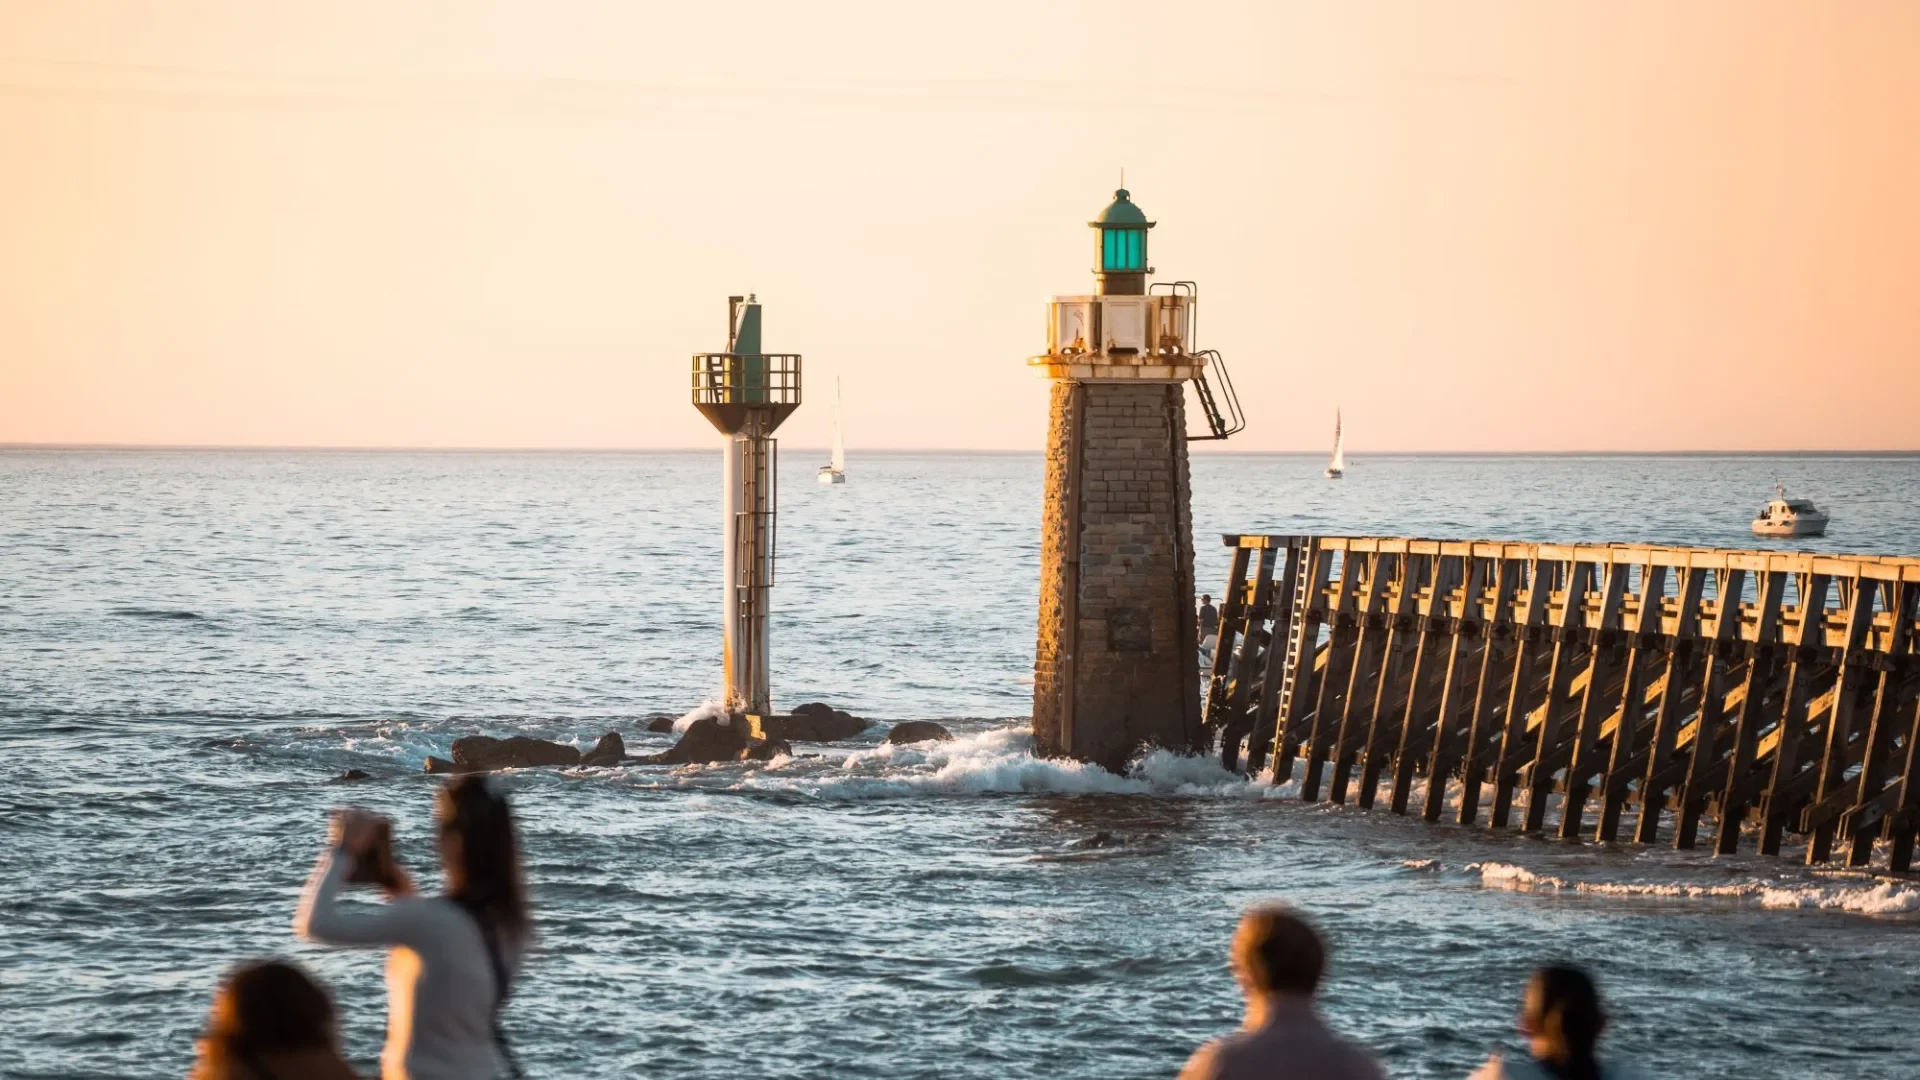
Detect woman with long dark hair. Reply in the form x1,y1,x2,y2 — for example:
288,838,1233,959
1469,965,1646,1080
190,958,359,1080
296,775,531,1080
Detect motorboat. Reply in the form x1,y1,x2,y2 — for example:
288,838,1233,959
1325,408,1345,479
817,377,847,485
1751,482,1829,537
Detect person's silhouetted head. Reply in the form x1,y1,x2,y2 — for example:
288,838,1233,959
194,959,350,1079
1519,965,1605,1080
437,774,531,942
1230,905,1326,1001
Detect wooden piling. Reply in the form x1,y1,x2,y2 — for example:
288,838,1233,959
1206,535,1920,870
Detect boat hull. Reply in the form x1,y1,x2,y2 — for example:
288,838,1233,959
1325,469,1343,479
1752,514,1828,537
817,469,846,485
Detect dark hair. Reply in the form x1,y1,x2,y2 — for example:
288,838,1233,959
1527,965,1605,1080
1234,905,1326,996
199,959,337,1073
438,774,531,942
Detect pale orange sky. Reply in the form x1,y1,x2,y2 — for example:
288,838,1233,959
1,1,1915,452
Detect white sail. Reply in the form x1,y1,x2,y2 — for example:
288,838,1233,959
829,378,846,473
1328,410,1345,474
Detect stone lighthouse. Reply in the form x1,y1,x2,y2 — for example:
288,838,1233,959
1029,188,1237,771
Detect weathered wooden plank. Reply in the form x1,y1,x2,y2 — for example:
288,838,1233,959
1417,555,1491,819
1635,566,1709,843
1458,559,1525,826
1245,541,1306,776
1491,559,1557,829
1330,554,1409,804
1840,581,1916,864
1217,545,1279,772
1884,690,1920,872
1398,555,1480,816
1711,569,1789,854
1758,573,1832,855
1523,560,1598,833
1269,543,1333,783
1805,577,1878,864
1300,552,1368,802
1355,554,1431,809
1674,568,1748,849
1557,560,1632,838
1383,558,1456,812
1595,564,1668,842
1203,545,1253,735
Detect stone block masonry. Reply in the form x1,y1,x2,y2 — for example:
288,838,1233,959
1033,378,1203,771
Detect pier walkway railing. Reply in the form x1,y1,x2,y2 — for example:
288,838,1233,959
1203,535,1920,870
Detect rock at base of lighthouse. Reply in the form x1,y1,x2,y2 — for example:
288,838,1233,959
885,721,954,744
579,732,627,767
764,703,870,742
639,714,790,766
448,735,584,771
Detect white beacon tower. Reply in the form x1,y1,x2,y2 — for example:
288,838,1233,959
691,295,801,716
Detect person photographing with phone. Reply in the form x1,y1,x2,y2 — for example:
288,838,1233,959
295,775,532,1080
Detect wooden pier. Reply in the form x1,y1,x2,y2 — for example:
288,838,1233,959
1204,535,1920,869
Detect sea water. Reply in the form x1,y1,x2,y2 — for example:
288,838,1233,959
2,449,1917,1078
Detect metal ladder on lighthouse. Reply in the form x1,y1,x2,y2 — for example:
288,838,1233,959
1189,349,1245,441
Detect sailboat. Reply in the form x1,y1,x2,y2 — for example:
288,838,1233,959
817,377,847,485
1325,409,1345,479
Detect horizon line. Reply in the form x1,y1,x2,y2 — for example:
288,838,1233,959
4,442,1918,457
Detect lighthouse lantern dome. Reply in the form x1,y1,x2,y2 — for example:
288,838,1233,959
1090,188,1154,292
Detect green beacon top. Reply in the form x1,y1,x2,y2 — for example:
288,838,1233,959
1090,188,1154,273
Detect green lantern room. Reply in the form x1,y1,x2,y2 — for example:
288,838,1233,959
1090,188,1155,295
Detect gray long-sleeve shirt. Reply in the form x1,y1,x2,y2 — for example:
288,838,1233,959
295,848,522,1080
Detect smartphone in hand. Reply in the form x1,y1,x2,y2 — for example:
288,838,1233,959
345,815,405,892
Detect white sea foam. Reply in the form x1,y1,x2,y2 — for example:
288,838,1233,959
1754,882,1920,915
1468,861,1920,916
622,725,1294,801
671,699,728,733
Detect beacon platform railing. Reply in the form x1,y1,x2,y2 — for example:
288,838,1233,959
691,353,803,407
691,353,802,435
1205,534,1920,870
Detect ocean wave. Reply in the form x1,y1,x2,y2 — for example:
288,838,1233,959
603,726,1292,800
671,699,728,733
1468,861,1920,916
106,608,203,620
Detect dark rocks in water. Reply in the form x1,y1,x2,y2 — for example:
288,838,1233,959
329,768,372,783
579,732,626,767
643,714,678,734
885,721,954,745
635,714,790,766
450,735,581,772
428,731,624,774
765,702,870,742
